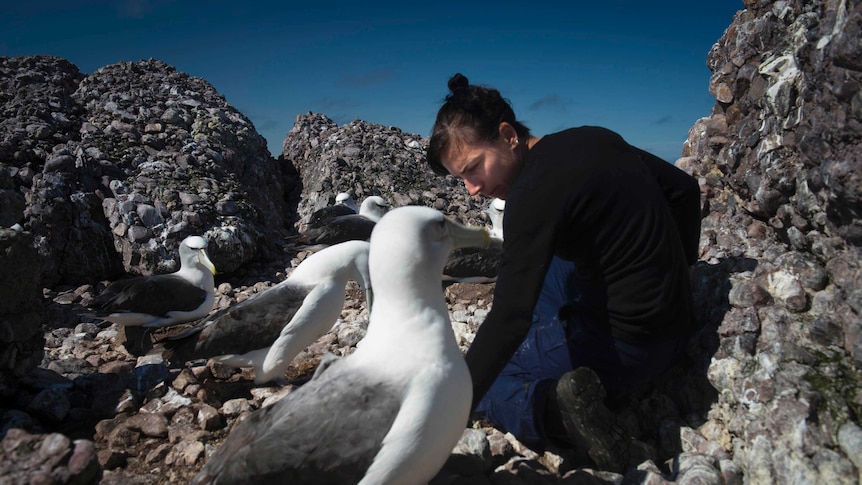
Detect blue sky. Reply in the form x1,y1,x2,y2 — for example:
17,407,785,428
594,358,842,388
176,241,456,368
1,1,742,162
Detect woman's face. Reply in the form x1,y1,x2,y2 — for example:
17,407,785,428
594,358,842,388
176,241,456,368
441,135,520,200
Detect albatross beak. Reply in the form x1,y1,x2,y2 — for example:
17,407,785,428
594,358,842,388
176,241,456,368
200,250,217,275
445,218,491,250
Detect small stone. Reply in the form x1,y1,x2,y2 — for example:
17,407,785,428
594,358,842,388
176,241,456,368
165,440,205,466
195,403,222,431
98,448,128,469
171,368,199,392
208,361,235,379
67,439,99,480
220,398,253,418
127,412,169,438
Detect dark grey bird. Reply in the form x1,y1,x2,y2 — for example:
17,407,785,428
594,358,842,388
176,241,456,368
89,236,216,328
443,198,505,282
442,236,503,283
306,192,358,227
190,206,490,485
297,195,389,247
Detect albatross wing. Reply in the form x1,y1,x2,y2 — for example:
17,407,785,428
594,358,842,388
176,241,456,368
191,361,401,485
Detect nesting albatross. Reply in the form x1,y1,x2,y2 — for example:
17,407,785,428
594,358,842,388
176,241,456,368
335,191,359,212
296,195,390,247
164,240,371,383
443,197,506,282
191,206,490,485
89,236,216,328
306,192,359,227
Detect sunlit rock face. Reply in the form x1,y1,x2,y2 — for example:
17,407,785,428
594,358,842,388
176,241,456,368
679,0,862,482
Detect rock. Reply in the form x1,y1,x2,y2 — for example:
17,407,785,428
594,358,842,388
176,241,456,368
684,1,862,482
126,412,169,438
193,403,222,431
68,439,100,482
26,388,71,423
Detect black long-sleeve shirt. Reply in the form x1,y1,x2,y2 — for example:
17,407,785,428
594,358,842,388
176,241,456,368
465,126,702,411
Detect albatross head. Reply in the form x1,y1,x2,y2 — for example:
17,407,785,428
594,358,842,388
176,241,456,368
359,196,390,222
369,206,489,290
180,235,217,275
335,192,358,212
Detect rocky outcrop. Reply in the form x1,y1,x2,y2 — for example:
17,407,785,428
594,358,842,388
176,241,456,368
282,112,491,231
71,59,292,276
678,0,862,482
0,56,294,288
0,56,84,228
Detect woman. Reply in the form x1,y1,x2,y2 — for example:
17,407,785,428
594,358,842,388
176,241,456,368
426,73,701,471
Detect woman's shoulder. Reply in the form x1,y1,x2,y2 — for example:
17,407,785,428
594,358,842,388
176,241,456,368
530,126,628,161
542,126,624,143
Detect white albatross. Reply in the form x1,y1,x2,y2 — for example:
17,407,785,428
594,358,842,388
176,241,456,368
486,197,505,240
89,235,216,328
190,206,490,485
164,240,371,384
335,192,359,212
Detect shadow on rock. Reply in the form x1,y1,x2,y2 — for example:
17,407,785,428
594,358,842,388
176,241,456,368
607,256,757,469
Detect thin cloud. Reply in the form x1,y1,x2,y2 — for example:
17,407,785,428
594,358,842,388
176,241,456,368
654,115,673,125
308,97,364,126
254,118,280,131
527,94,572,112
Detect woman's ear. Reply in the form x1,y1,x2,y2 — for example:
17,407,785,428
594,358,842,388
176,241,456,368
498,122,518,147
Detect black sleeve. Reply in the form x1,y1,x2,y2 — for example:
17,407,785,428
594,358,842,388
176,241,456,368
464,185,557,412
635,148,702,265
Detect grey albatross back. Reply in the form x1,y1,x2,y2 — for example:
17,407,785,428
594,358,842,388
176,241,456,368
190,206,490,485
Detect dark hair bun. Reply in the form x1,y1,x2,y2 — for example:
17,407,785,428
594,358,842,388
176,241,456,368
448,73,469,94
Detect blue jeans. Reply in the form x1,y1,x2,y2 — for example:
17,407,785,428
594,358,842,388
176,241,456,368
474,257,689,446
